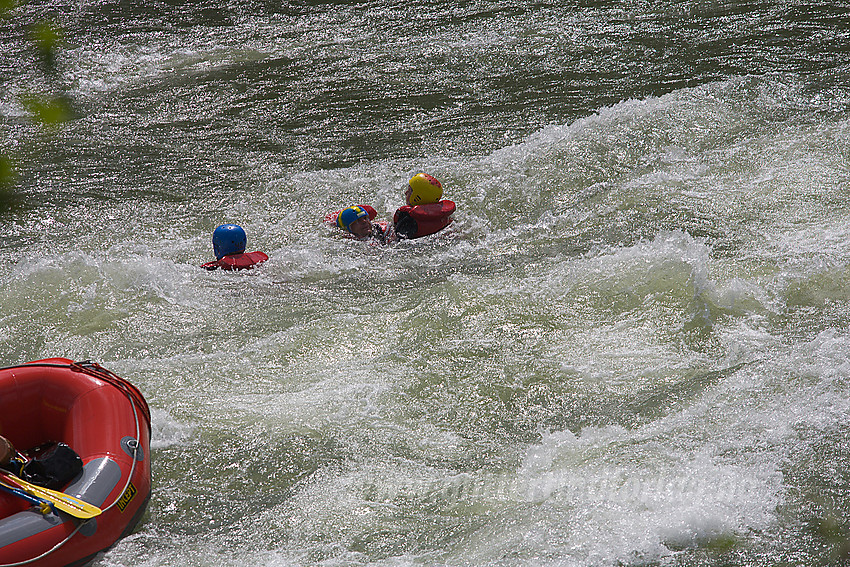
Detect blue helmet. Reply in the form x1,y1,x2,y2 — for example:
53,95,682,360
337,206,369,233
212,224,247,259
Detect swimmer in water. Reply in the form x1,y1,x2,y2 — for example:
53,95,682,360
335,205,394,244
201,224,268,270
393,173,455,239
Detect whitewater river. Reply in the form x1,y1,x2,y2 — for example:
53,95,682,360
2,1,850,565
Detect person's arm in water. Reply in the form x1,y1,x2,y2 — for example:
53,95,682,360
372,222,397,244
393,209,417,239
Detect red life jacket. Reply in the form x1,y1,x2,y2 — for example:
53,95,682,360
393,200,455,239
201,251,268,271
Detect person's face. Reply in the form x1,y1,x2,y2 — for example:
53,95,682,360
349,216,372,238
404,184,413,205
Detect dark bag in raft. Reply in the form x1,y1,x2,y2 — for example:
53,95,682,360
21,442,84,490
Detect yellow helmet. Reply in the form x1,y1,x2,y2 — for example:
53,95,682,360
407,173,443,205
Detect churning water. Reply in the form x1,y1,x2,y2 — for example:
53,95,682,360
2,1,850,565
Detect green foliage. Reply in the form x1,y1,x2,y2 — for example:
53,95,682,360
22,94,70,126
0,155,18,212
1,5,70,212
817,515,850,564
31,21,62,71
0,0,19,19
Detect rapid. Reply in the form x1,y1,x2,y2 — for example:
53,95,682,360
2,1,850,565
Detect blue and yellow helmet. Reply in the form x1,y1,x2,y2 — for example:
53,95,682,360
337,206,370,233
212,224,247,259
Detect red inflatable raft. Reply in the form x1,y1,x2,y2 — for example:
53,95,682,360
0,358,152,567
